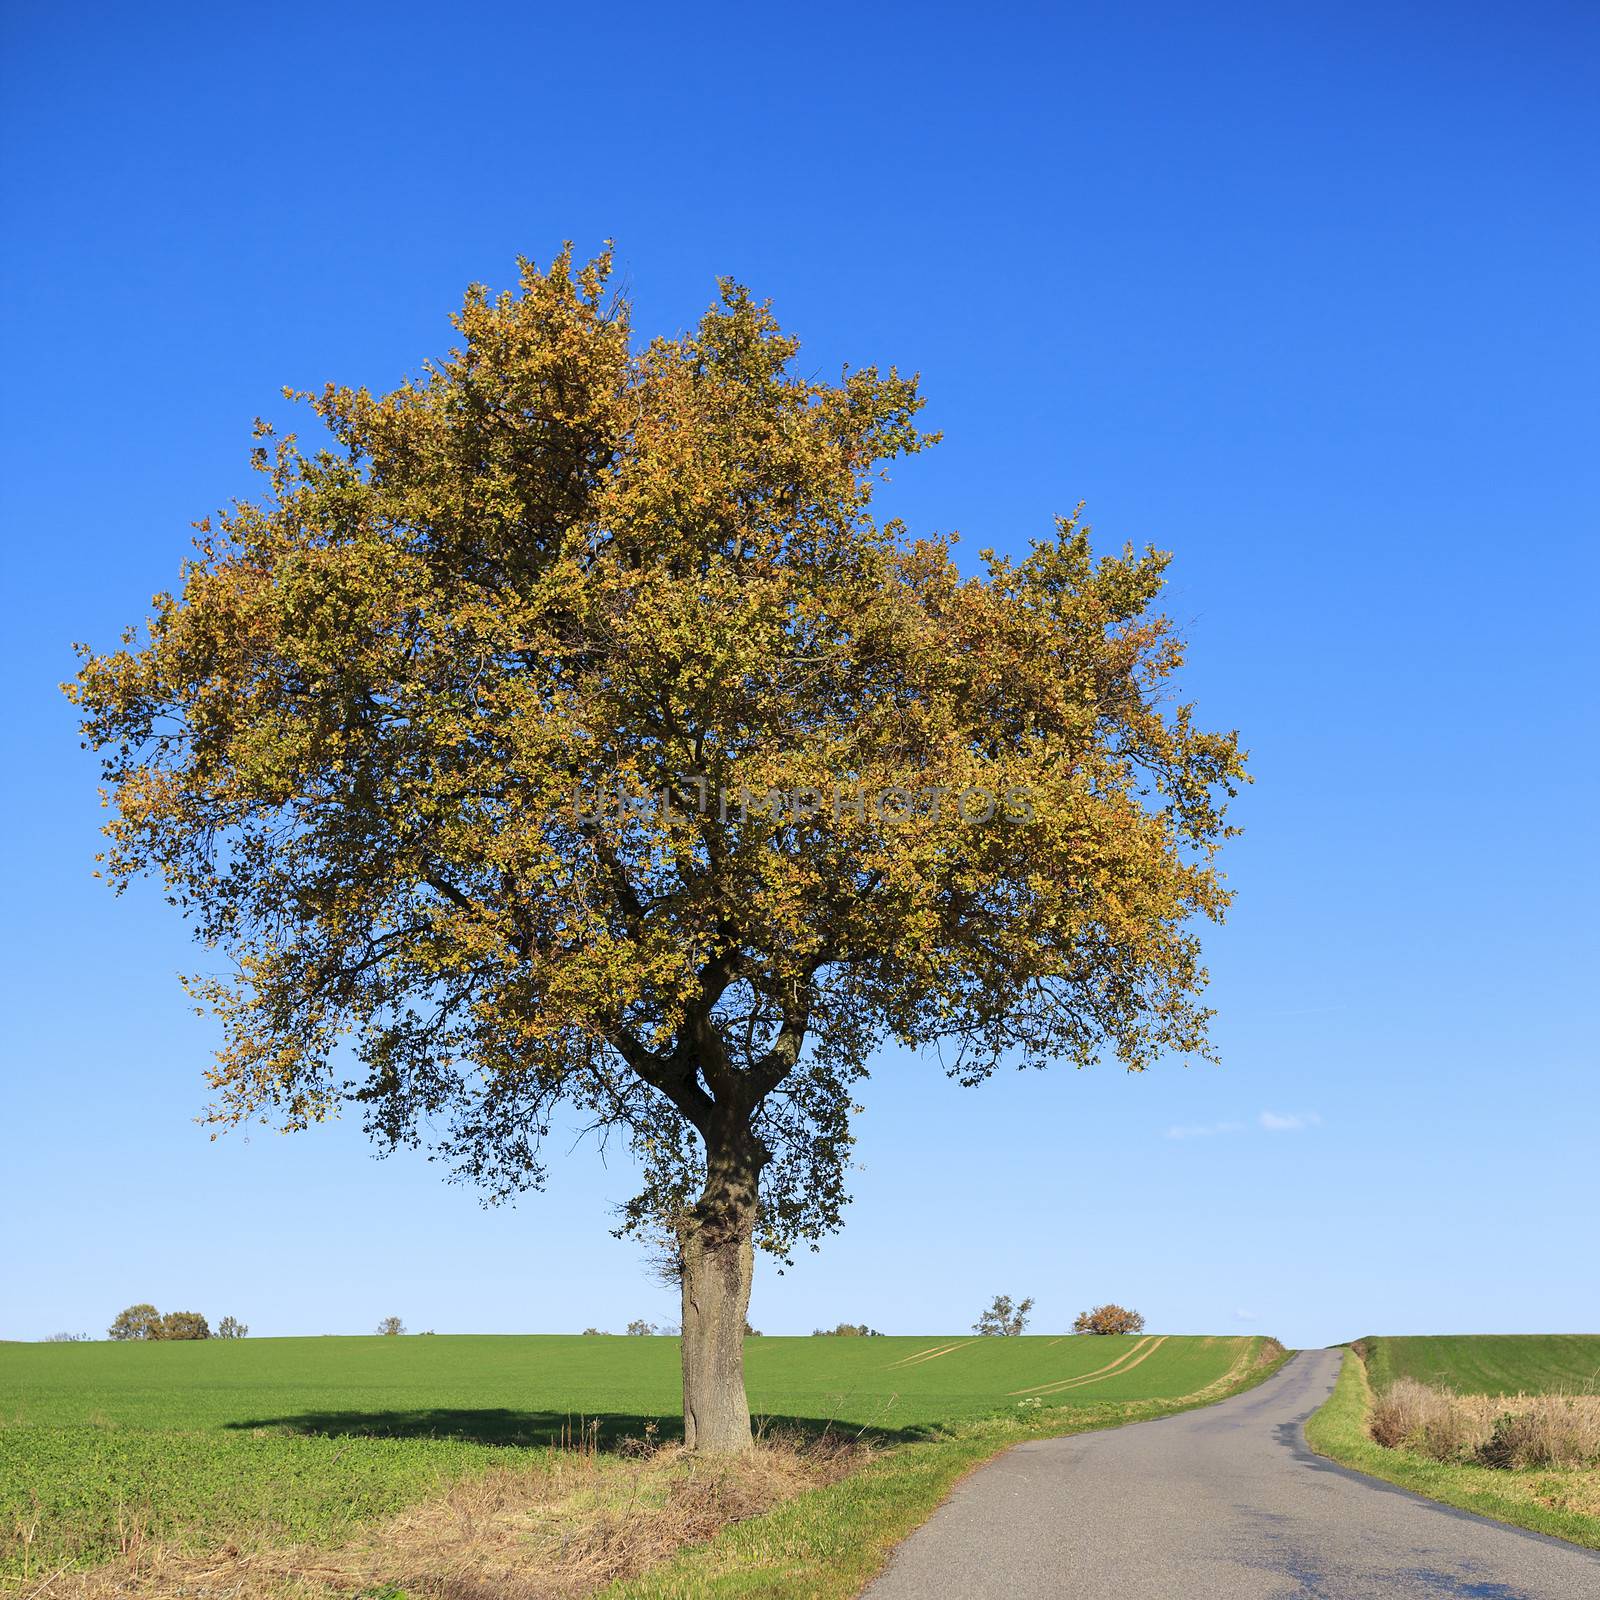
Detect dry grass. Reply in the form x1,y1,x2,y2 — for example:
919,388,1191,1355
1370,1378,1600,1470
20,1430,868,1600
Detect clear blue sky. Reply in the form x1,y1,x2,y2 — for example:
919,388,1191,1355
2,1,1595,1351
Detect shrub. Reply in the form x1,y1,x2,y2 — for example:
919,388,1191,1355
375,1316,406,1336
107,1303,162,1341
1368,1379,1600,1469
157,1310,211,1340
1476,1398,1600,1469
745,1321,763,1336
1073,1303,1145,1335
216,1315,248,1339
811,1323,880,1337
1369,1378,1476,1459
43,1331,90,1342
581,1326,609,1336
626,1319,656,1336
974,1294,1034,1336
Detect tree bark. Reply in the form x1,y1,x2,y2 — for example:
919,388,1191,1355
678,1124,761,1452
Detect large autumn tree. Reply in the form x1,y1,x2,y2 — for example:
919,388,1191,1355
70,248,1245,1451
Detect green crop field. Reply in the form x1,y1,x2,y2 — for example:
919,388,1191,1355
0,1332,1262,1584
1358,1335,1600,1395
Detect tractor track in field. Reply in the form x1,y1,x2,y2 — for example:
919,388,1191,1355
1009,1335,1168,1397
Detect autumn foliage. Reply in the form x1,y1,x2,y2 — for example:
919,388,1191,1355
1073,1304,1146,1335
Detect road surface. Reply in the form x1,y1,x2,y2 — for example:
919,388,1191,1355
863,1348,1600,1598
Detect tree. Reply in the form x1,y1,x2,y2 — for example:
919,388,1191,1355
974,1293,1034,1336
158,1310,211,1340
812,1323,881,1337
626,1319,656,1336
216,1316,248,1339
1073,1303,1145,1335
68,249,1245,1452
44,1332,90,1343
108,1304,161,1341
376,1316,406,1336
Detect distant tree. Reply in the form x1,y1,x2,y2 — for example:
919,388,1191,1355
1073,1304,1145,1335
44,1332,90,1343
108,1304,162,1341
69,250,1246,1451
811,1322,880,1337
974,1294,1034,1336
744,1321,762,1336
376,1316,406,1336
216,1316,248,1339
157,1310,211,1340
582,1327,609,1336
626,1319,656,1336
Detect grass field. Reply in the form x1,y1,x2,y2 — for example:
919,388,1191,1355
1306,1338,1600,1551
1358,1334,1600,1397
0,1331,1275,1592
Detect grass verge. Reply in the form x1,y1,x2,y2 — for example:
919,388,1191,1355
1304,1347,1600,1551
599,1337,1293,1600
12,1432,867,1600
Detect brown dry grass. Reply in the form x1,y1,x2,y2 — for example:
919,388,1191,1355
1370,1378,1600,1469
23,1431,868,1600
1254,1338,1288,1368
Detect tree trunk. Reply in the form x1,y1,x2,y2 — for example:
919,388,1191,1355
679,1129,760,1452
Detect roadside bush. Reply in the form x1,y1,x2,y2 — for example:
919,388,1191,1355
157,1310,211,1340
1477,1397,1600,1469
107,1303,162,1341
1370,1379,1600,1469
1073,1303,1145,1335
1369,1378,1476,1459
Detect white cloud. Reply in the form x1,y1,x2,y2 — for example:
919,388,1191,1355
1259,1110,1322,1132
1164,1111,1324,1139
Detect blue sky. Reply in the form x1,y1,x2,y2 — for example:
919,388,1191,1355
2,1,1595,1351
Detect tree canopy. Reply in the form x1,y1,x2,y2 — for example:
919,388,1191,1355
975,1294,1035,1336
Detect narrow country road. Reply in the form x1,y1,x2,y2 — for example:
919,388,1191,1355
862,1349,1600,1599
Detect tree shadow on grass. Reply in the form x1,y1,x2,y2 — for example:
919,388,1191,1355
224,1409,929,1451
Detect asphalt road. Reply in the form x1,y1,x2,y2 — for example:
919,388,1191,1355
862,1348,1600,1599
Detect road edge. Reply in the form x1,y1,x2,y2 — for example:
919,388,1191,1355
1303,1345,1600,1552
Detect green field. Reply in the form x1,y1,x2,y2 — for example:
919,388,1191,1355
1358,1334,1600,1396
0,1332,1261,1584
